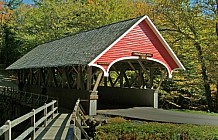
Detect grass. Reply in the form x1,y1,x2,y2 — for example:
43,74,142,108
95,117,218,140
169,109,218,116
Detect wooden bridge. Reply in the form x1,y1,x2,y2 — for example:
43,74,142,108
0,86,55,108
0,88,92,140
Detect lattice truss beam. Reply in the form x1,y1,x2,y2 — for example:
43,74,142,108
17,60,166,90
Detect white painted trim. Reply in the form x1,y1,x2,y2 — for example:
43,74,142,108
106,56,139,74
88,15,148,66
90,64,108,77
91,56,173,78
147,57,172,78
145,17,186,71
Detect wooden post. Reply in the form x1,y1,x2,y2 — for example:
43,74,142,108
51,101,54,119
154,70,167,108
75,117,81,139
138,69,142,88
4,120,11,140
77,66,81,90
92,71,103,92
44,103,47,127
87,66,92,91
89,71,103,116
55,100,59,114
31,109,36,140
120,70,124,88
104,77,108,87
149,68,154,89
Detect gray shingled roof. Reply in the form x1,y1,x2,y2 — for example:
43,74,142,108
7,17,142,70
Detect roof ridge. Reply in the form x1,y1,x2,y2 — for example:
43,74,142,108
93,16,143,30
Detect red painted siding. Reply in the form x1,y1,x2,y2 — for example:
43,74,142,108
93,20,179,73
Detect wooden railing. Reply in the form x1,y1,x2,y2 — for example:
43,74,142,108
0,86,57,107
0,100,58,140
69,99,92,140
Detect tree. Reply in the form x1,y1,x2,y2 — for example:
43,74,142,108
0,0,22,65
149,0,217,112
12,0,151,55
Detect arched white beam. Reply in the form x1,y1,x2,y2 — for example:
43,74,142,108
146,57,172,78
106,56,139,74
90,64,108,76
90,56,175,78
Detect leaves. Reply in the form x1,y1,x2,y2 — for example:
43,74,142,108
2,0,218,111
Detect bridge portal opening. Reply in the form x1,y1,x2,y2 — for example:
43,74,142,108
97,58,167,109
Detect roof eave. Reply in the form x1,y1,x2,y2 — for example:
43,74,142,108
145,16,186,71
88,15,149,67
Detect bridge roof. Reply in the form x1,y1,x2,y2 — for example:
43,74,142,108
6,15,185,77
6,17,141,70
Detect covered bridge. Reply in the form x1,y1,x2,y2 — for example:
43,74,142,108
7,15,185,115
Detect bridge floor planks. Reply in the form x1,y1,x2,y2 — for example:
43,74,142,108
35,113,72,140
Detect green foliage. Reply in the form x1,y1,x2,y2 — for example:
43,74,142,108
11,0,146,55
96,120,218,139
0,24,21,65
3,0,218,111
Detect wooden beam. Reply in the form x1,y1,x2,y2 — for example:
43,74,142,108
51,68,58,87
108,74,114,87
92,71,103,92
104,77,107,87
112,75,120,87
32,70,37,85
46,68,52,86
64,67,72,88
149,68,154,89
73,66,78,74
40,68,45,85
128,61,136,71
156,70,167,91
137,60,146,72
138,69,143,88
123,72,130,87
77,66,81,90
120,69,125,88
86,66,92,91
130,74,138,87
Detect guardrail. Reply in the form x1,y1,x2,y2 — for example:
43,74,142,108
69,99,92,140
0,100,58,140
0,86,57,107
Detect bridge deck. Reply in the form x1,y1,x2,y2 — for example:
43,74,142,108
34,113,72,140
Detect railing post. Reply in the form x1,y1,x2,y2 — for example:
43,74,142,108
51,100,54,119
31,109,36,140
44,103,47,127
56,100,59,114
89,91,98,116
4,120,11,140
75,116,81,139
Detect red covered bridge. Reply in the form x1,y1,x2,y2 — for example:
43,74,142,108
7,15,185,115
90,16,184,78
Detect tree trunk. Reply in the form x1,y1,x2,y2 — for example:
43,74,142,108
194,42,213,112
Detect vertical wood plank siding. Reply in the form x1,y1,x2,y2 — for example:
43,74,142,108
93,20,178,72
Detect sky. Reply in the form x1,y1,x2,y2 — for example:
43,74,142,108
23,0,34,4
